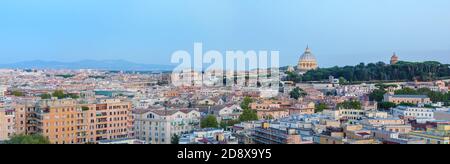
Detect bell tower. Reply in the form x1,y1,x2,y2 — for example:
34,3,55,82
390,52,399,65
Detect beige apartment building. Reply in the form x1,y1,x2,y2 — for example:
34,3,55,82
0,108,15,141
13,102,39,135
11,98,132,144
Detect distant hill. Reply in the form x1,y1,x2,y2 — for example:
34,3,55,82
0,60,175,71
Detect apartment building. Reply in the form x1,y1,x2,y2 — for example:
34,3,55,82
133,108,201,144
29,99,132,144
392,106,435,123
0,108,15,141
252,122,307,144
324,109,388,121
13,102,38,135
211,104,243,123
94,99,133,141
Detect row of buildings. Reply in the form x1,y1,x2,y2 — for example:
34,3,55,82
1,98,132,144
1,63,450,144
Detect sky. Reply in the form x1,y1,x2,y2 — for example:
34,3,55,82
0,0,450,67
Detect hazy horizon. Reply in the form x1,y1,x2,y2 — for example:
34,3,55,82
1,0,450,67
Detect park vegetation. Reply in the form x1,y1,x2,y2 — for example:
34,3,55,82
288,61,450,83
5,134,50,144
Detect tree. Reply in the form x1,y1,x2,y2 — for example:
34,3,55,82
369,89,387,102
171,134,180,144
378,102,397,110
339,77,348,85
290,87,307,100
6,134,50,144
51,90,79,99
40,93,52,99
55,74,75,78
394,88,418,95
375,83,398,90
238,97,258,122
239,109,259,122
201,115,218,128
398,102,417,107
52,90,66,99
81,106,90,111
336,100,362,110
300,61,450,82
12,90,24,97
220,119,241,129
285,72,302,83
240,97,253,110
67,93,79,99
315,103,328,113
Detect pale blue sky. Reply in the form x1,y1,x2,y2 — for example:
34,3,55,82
0,0,449,67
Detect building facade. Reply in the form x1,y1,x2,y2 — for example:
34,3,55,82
384,94,432,105
252,123,305,144
29,99,132,144
133,108,201,144
392,106,435,123
0,108,15,141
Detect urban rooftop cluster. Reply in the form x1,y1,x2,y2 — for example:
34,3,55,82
1,50,450,144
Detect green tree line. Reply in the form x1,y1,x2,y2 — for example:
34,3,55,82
298,61,450,82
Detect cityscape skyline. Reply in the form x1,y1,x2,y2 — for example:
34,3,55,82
1,0,450,67
3,0,450,148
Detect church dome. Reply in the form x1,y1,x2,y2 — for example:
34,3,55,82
299,47,317,62
297,46,318,72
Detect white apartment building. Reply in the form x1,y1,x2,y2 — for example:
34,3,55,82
392,106,435,123
324,109,388,121
212,104,243,123
133,108,201,144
